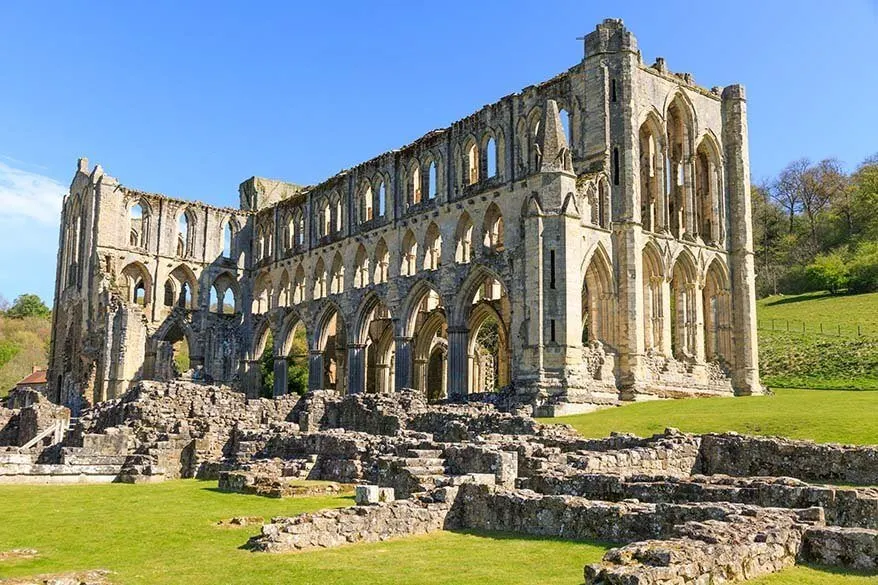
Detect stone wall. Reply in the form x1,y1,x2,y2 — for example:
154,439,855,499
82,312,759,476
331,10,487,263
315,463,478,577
802,527,878,571
699,433,878,485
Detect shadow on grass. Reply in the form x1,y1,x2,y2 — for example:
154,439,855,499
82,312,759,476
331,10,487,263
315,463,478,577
762,292,834,307
446,528,616,548
798,562,878,578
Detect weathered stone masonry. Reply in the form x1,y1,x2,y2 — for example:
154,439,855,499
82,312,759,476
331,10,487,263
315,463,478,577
47,19,761,413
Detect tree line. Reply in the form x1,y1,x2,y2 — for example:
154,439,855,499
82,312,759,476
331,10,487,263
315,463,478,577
752,154,878,296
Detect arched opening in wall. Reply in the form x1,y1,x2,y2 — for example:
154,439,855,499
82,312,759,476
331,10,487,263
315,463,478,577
281,214,292,252
639,117,665,233
333,197,343,234
164,280,175,307
128,201,148,249
373,238,389,284
455,212,474,264
642,244,665,353
211,273,238,315
121,262,151,307
582,249,616,350
670,252,698,360
463,271,512,395
329,252,345,294
277,269,291,307
695,137,722,245
354,245,370,288
155,321,191,381
222,218,236,259
357,297,394,394
280,317,309,395
486,136,498,178
482,203,504,251
177,211,192,257
401,230,418,277
667,95,694,239
411,163,422,205
169,264,197,309
466,141,479,185
316,306,347,393
558,108,572,146
252,274,273,314
527,108,542,172
427,161,438,200
703,260,732,364
377,181,387,218
313,258,327,300
408,284,447,400
423,222,442,271
319,199,331,238
357,182,374,224
294,210,305,247
254,325,274,399
255,227,265,261
292,265,306,304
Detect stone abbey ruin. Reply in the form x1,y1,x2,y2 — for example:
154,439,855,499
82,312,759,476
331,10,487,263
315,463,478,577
2,19,876,584
46,18,759,413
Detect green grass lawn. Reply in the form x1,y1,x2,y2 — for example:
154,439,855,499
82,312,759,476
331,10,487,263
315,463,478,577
541,388,878,445
756,291,878,390
0,479,873,585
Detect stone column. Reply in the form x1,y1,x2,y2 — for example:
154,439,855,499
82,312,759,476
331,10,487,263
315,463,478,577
693,283,706,363
347,344,365,394
722,85,761,395
413,358,427,392
273,355,287,397
394,336,413,390
447,327,469,401
308,349,324,391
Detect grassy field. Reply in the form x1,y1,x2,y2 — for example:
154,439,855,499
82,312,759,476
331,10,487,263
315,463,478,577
0,480,873,585
757,291,878,390
542,388,878,445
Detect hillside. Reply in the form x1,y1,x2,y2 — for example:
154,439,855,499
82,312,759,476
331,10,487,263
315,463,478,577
757,291,878,390
0,315,52,396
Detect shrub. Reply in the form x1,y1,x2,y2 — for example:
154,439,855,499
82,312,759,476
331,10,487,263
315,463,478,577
804,252,850,294
848,241,878,293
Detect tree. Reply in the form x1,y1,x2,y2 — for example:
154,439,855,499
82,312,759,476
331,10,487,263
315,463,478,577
0,294,9,313
805,253,849,295
6,294,50,319
772,159,807,235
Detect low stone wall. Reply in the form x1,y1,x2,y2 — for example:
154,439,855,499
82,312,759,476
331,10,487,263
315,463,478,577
699,433,878,485
564,431,700,477
802,526,878,571
525,473,878,529
586,508,818,584
249,490,456,552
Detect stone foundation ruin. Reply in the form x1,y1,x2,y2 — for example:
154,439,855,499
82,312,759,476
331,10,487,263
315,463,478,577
2,379,876,581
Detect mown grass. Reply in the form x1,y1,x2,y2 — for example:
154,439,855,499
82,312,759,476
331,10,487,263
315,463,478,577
757,291,878,389
0,480,609,585
540,388,878,445
0,480,873,585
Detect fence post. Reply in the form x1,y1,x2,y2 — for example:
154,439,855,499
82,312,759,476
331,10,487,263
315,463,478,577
837,324,841,336
802,322,805,333
858,324,862,337
820,323,823,334
786,320,790,332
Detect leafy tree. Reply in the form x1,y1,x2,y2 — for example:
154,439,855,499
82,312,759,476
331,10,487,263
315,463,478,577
805,253,849,294
848,241,878,293
6,294,50,319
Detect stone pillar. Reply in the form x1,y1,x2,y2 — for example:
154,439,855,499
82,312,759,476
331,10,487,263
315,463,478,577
693,283,706,363
347,344,365,394
660,278,673,357
375,363,390,393
722,85,761,395
447,327,469,401
394,336,413,390
273,355,287,397
308,349,324,391
413,358,427,392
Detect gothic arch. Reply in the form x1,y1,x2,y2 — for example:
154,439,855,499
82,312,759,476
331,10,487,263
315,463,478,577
703,257,732,364
400,229,419,276
423,222,442,270
454,212,474,264
373,237,390,284
166,263,198,310
120,261,152,306
670,248,699,359
401,280,446,338
582,244,617,350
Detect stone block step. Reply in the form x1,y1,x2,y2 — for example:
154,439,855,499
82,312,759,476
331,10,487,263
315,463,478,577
403,465,446,476
402,457,445,467
405,449,443,459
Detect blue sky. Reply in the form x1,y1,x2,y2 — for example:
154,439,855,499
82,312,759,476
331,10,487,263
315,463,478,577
1,1,876,304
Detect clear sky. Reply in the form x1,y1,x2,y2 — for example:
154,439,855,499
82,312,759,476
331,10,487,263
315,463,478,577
1,1,876,303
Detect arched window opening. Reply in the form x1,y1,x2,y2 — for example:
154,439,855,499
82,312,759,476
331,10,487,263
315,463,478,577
401,231,418,277
424,223,442,271
221,289,234,315
455,213,473,264
129,202,147,249
483,204,504,251
671,256,698,360
354,246,369,288
642,246,665,354
330,253,345,294
293,265,306,304
667,96,694,239
377,182,387,218
466,142,479,185
223,219,235,259
319,199,331,238
177,212,190,257
486,137,497,178
558,108,572,146
211,273,237,315
411,165,422,205
427,161,438,200
133,280,146,306
313,258,327,300
295,211,305,247
374,239,389,284
639,121,665,233
334,198,343,233
163,280,175,307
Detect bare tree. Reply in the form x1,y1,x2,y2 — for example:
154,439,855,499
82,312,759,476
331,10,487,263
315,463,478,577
771,158,808,234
